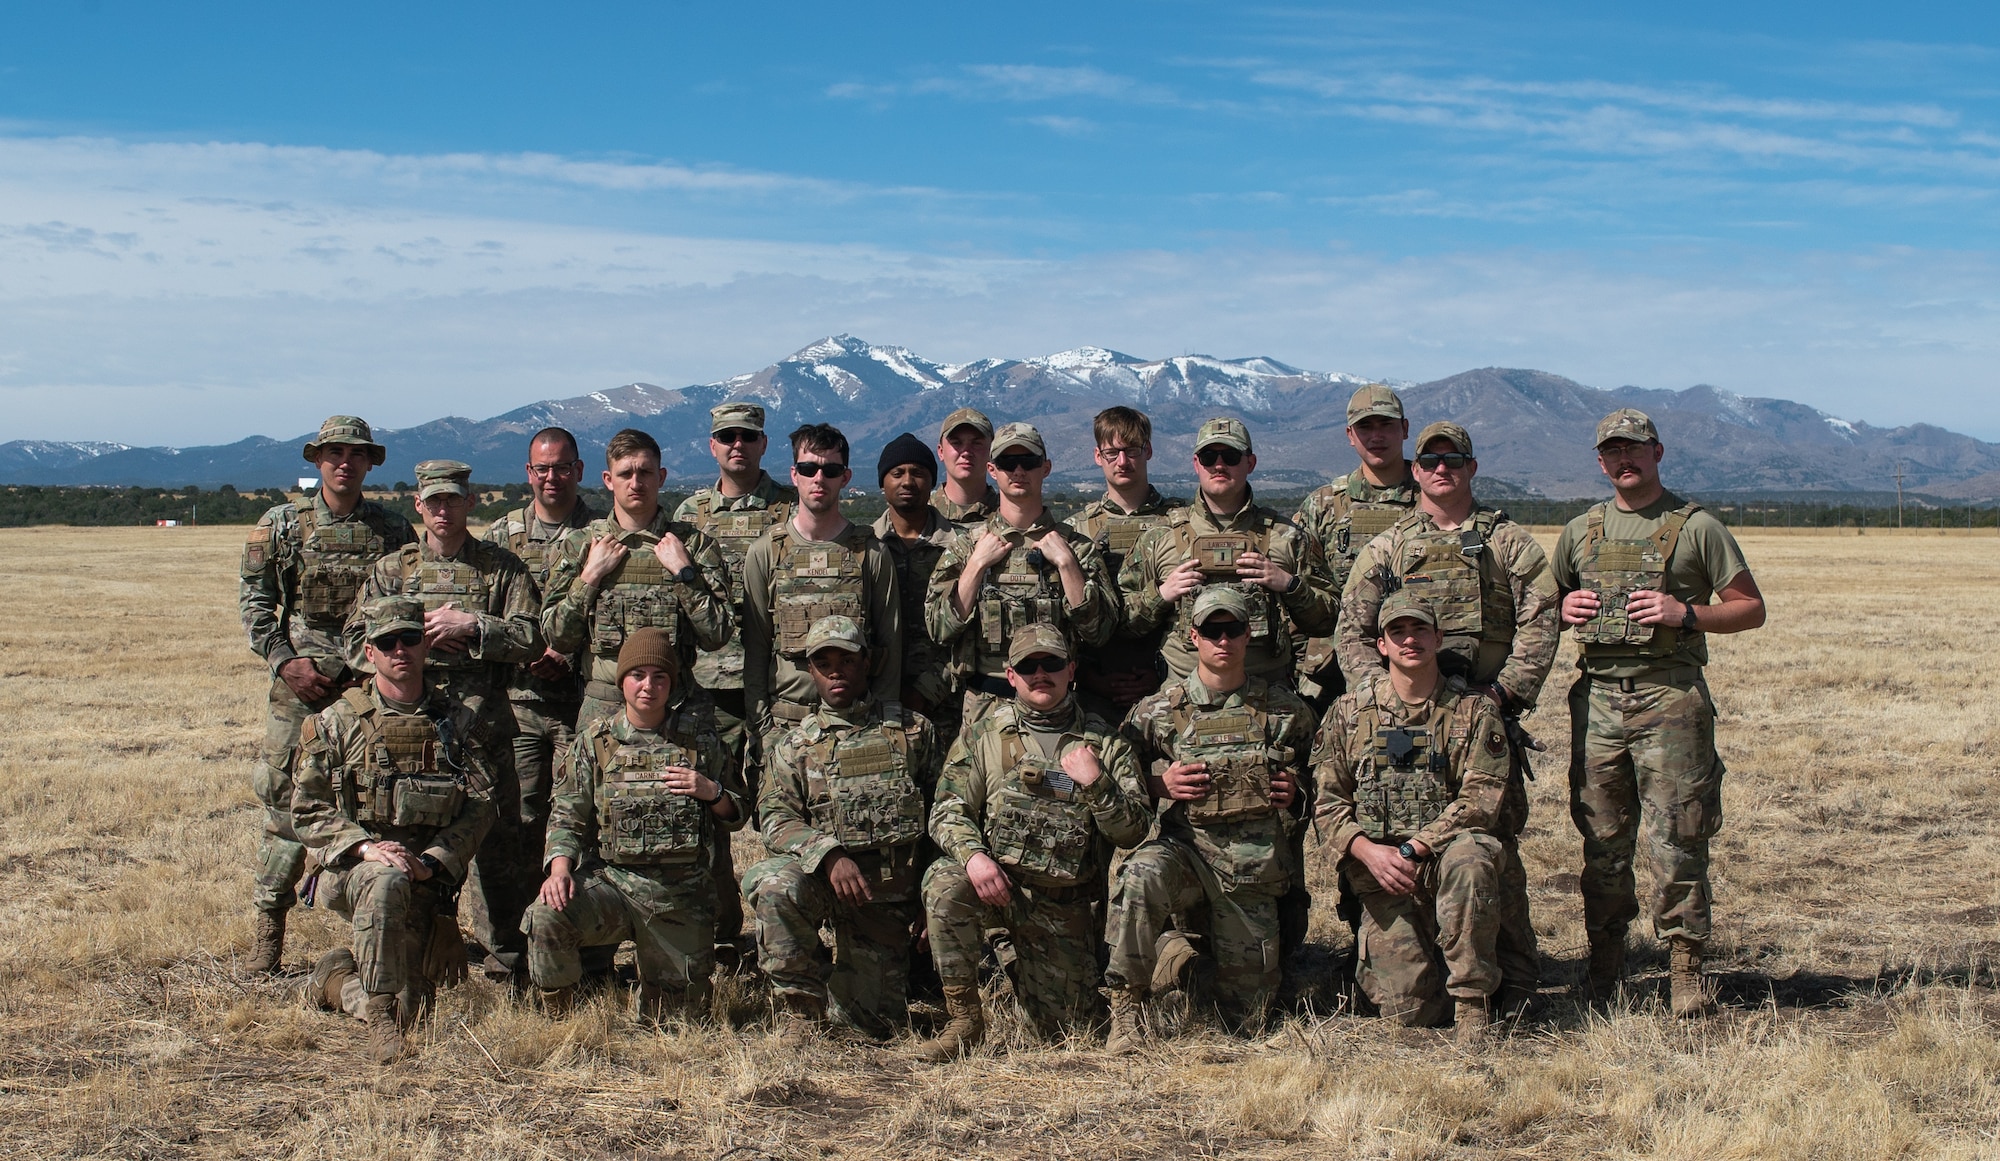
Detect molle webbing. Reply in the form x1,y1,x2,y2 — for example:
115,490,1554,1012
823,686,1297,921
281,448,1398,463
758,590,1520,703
1574,502,1699,655
772,527,869,656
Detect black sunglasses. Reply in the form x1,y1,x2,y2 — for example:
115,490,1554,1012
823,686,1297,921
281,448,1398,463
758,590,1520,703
1196,446,1245,468
714,428,763,445
371,629,424,650
992,453,1045,473
1010,654,1069,675
1415,452,1472,471
1194,619,1249,641
794,460,849,478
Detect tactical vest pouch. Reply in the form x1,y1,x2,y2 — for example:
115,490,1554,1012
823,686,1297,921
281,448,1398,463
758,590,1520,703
987,776,1093,884
298,520,380,622
1104,518,1144,556
1354,723,1452,841
776,593,867,656
600,744,705,865
1191,533,1252,578
823,733,925,851
1575,540,1666,646
1182,710,1274,824
706,508,782,605
390,775,464,830
1338,505,1403,557
1399,540,1483,639
412,558,487,613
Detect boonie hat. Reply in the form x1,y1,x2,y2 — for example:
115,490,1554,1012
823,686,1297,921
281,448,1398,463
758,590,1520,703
1191,586,1253,625
362,596,426,639
804,615,868,656
415,460,473,500
711,402,767,434
1195,417,1252,453
1595,408,1660,448
302,415,387,466
1377,590,1440,631
940,407,995,442
1007,623,1072,667
1346,385,1405,425
1415,422,1474,458
991,422,1046,457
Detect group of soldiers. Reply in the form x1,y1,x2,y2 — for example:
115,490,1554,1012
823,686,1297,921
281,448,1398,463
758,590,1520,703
239,389,1764,1063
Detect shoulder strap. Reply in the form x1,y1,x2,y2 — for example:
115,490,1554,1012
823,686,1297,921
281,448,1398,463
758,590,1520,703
294,504,318,536
1582,502,1610,553
1653,503,1700,563
339,686,374,717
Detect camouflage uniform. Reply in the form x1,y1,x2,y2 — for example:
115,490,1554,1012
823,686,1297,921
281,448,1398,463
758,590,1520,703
1552,487,1750,945
240,487,415,920
673,469,796,759
923,694,1151,1035
1311,672,1513,1025
292,681,496,1022
520,694,745,1017
1108,672,1318,1024
1292,468,1416,703
931,482,999,527
740,519,902,736
743,694,939,1038
872,506,962,747
1064,486,1185,715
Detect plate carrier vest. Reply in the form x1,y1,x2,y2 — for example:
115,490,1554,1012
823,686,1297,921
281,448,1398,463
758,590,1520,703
805,717,924,854
295,507,389,626
392,544,493,672
1572,501,1703,659
1349,685,1480,842
1167,508,1279,645
984,711,1097,885
593,721,708,866
770,524,871,659
335,688,470,831
587,530,684,660
1384,509,1515,676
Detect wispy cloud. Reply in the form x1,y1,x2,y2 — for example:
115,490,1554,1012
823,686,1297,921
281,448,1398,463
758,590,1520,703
829,62,1179,106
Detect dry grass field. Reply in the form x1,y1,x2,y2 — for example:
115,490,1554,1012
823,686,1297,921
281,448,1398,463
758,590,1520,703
2,523,1998,1159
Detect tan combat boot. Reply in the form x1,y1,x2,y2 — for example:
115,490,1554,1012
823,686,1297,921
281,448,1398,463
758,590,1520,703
1454,997,1490,1047
916,984,985,1062
773,991,827,1049
1669,938,1714,1018
1105,986,1147,1056
1585,930,1626,1003
539,986,575,1019
363,993,406,1064
306,948,356,1012
1150,930,1200,995
248,910,286,975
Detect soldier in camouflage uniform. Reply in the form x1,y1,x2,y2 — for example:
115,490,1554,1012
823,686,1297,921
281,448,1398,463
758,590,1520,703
1554,409,1765,1016
1103,588,1318,1048
1292,385,1418,710
239,415,416,972
482,427,596,936
1118,416,1336,983
926,422,1118,723
1064,406,1185,719
521,628,746,1022
741,423,901,742
295,597,496,1064
931,407,1000,526
346,459,543,982
743,616,940,1044
539,429,740,950
872,433,963,748
915,625,1151,1060
1311,591,1514,1044
1334,421,1559,1012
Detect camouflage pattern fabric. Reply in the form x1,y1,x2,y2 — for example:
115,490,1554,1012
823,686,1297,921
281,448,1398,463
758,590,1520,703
930,482,999,527
522,864,718,1012
315,859,453,1018
1106,837,1282,1025
921,860,1106,1037
673,473,796,695
871,507,961,743
742,857,923,1039
1064,486,1185,708
1291,469,1417,701
923,510,1118,683
1118,488,1337,683
740,521,903,731
1345,831,1506,1025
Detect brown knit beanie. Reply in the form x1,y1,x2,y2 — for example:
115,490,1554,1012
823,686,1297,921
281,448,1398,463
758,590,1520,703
616,628,679,685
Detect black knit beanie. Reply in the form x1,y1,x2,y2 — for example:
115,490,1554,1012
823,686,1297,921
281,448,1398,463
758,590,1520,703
876,431,938,486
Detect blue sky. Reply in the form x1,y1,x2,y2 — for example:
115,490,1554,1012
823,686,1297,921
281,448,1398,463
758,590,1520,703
2,1,1998,443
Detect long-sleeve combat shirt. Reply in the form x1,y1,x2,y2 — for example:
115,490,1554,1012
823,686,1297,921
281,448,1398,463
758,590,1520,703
345,536,544,700
240,492,416,677
1309,678,1512,858
872,507,959,711
740,518,903,730
759,698,939,883
924,509,1118,680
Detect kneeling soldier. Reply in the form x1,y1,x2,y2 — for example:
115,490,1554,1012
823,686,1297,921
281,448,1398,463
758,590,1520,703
1312,591,1514,1043
1104,588,1317,1049
294,596,496,1065
521,628,747,1022
916,625,1151,1060
744,616,940,1045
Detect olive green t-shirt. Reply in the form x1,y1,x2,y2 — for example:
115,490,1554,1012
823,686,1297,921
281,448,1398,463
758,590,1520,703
1552,490,1751,677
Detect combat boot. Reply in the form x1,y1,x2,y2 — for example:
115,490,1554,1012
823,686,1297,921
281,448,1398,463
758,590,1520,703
538,986,575,1019
1585,929,1626,1003
363,993,406,1064
916,984,985,1062
306,948,357,1012
1151,930,1199,995
1454,998,1490,1047
1105,986,1147,1056
773,991,827,1049
248,910,286,975
1669,938,1714,1018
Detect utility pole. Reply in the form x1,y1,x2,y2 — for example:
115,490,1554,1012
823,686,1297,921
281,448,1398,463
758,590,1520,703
1894,461,1905,529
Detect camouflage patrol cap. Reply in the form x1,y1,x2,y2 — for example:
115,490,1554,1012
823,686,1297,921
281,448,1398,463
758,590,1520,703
1415,421,1474,457
414,459,473,500
803,614,868,656
940,407,994,442
302,415,387,466
1377,590,1439,631
710,402,766,434
1195,416,1252,452
1007,623,1072,666
1595,408,1660,448
991,422,1045,457
1190,586,1252,625
361,595,426,639
1346,384,1405,425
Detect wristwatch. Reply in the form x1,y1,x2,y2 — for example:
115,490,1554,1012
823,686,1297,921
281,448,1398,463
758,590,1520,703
1397,841,1427,863
1681,603,1700,631
675,564,700,585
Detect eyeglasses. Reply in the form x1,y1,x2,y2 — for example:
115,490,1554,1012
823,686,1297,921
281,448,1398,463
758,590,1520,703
1415,452,1472,471
1196,446,1244,468
714,429,762,446
371,629,424,651
1194,619,1249,641
1596,441,1655,461
1097,445,1145,461
992,453,1045,473
1010,654,1069,675
793,461,849,478
525,461,581,479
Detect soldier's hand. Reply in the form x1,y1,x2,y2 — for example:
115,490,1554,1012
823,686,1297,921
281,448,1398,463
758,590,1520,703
661,765,718,802
966,852,1014,907
1235,550,1294,594
1268,767,1296,809
1158,558,1204,603
424,602,478,653
539,856,576,910
1623,589,1683,627
826,854,875,906
1560,588,1602,625
359,839,417,876
1034,530,1078,572
1060,744,1103,788
528,646,573,680
279,657,334,703
1351,836,1419,896
1156,760,1212,802
967,531,1013,577
655,533,696,577
580,534,630,586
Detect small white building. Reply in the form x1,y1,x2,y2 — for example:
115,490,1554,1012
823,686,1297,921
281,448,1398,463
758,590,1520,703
297,477,319,492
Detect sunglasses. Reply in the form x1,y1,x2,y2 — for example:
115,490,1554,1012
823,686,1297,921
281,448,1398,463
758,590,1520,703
1194,619,1249,641
371,629,424,651
1010,654,1070,675
1415,452,1472,471
714,428,762,445
992,453,1045,473
794,460,849,478
1196,446,1245,468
